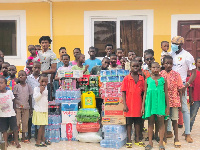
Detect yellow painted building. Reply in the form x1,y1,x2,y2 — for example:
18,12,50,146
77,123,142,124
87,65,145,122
0,0,200,71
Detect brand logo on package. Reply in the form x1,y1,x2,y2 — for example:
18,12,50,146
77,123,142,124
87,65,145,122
105,97,119,105
102,118,110,122
85,97,93,105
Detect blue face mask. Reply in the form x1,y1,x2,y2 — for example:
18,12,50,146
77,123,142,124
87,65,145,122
171,44,179,52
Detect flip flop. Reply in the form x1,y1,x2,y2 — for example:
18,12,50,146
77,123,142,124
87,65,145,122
135,142,145,147
159,145,165,150
174,141,181,148
45,140,51,145
21,139,30,143
126,143,132,148
145,144,153,150
35,143,47,147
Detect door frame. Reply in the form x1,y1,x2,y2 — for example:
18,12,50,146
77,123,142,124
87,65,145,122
84,10,154,59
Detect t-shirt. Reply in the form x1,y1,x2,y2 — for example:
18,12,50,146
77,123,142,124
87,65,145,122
72,65,89,75
108,65,122,70
33,86,48,112
121,74,144,117
172,49,196,82
26,74,40,109
38,50,57,82
85,58,102,72
13,83,33,109
71,60,77,66
0,90,16,117
116,59,121,65
191,70,200,101
57,66,72,72
7,77,17,91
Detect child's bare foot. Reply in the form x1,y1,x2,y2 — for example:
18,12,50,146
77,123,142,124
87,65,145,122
16,143,21,148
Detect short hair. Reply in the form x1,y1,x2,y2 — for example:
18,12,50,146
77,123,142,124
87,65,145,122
128,51,135,54
0,76,7,84
145,49,154,56
130,60,139,66
89,46,96,51
73,48,81,52
35,45,41,48
105,44,113,49
163,55,173,63
102,57,110,62
28,45,36,51
33,61,41,66
161,41,169,46
3,62,10,66
75,53,84,60
151,62,160,66
116,48,124,52
18,70,26,75
196,57,200,62
59,47,66,53
110,54,117,58
39,74,48,81
39,36,52,44
134,56,142,60
0,56,4,62
8,65,16,70
62,54,70,60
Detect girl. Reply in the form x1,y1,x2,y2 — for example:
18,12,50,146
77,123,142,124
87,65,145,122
32,74,50,147
72,54,89,75
142,62,169,150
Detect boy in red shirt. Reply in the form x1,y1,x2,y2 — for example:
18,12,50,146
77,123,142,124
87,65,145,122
122,60,145,148
190,57,200,132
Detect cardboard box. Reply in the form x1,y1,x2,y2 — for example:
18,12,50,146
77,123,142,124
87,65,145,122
61,103,78,124
102,116,126,125
61,123,78,141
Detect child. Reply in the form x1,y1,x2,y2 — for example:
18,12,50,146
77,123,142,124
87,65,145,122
85,47,102,72
26,45,40,75
13,70,33,143
160,55,183,148
105,44,114,58
71,48,81,65
0,50,4,58
0,62,10,79
142,49,154,70
0,77,21,148
143,53,154,80
72,54,89,75
125,51,136,70
160,41,170,62
26,61,41,140
189,57,200,132
142,62,169,150
0,57,4,74
108,54,122,70
116,48,123,65
57,47,67,69
90,57,110,75
32,74,50,147
35,45,41,51
122,60,145,148
7,65,18,90
120,57,127,70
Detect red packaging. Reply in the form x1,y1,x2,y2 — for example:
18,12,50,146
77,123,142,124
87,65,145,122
76,122,100,132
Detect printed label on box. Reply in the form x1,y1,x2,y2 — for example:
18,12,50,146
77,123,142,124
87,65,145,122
61,123,78,141
102,117,126,125
62,111,77,124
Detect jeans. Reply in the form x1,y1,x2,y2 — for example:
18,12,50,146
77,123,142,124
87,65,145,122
190,101,200,131
167,90,190,134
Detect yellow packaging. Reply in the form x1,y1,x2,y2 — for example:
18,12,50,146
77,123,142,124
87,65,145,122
81,91,96,108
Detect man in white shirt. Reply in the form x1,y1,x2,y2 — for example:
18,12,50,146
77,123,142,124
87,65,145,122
169,36,196,143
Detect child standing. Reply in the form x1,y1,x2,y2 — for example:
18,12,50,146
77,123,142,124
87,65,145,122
125,51,136,70
108,54,122,70
32,74,49,147
104,44,114,58
13,70,33,143
122,60,145,148
143,53,154,80
0,77,21,148
72,54,89,75
7,65,18,90
160,41,170,62
142,62,169,150
120,57,127,70
0,62,10,79
71,48,81,65
160,55,183,148
116,48,123,65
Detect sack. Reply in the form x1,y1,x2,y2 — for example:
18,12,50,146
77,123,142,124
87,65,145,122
76,132,102,143
76,108,100,123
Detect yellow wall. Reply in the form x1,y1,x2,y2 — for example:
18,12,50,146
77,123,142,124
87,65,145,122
0,0,200,72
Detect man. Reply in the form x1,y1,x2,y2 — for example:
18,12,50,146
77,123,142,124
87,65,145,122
105,44,114,58
38,36,57,101
170,36,196,143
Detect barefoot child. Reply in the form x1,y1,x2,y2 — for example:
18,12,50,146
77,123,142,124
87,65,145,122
142,62,169,150
122,60,145,148
160,55,183,148
0,77,21,148
72,54,89,75
32,74,50,147
13,70,33,143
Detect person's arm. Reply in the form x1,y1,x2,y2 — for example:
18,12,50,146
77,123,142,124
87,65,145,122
189,86,194,105
29,95,33,115
54,72,60,80
122,91,128,112
41,63,57,74
141,79,147,115
83,65,89,74
164,79,169,116
178,89,182,111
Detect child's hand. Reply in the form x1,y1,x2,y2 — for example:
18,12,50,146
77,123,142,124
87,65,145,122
123,105,128,112
141,107,145,115
189,97,194,105
40,85,45,94
165,107,169,116
178,107,182,111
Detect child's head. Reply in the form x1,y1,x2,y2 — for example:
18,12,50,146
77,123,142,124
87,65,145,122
18,70,27,83
110,54,117,66
62,54,70,66
2,62,10,77
75,54,85,63
128,51,136,61
73,48,81,58
0,57,4,69
0,77,7,91
101,57,110,69
161,41,169,52
39,36,52,50
8,65,17,78
144,49,154,58
39,74,48,87
88,47,96,58
130,60,140,74
116,48,123,60
105,44,113,57
28,45,36,55
59,47,67,59
32,62,41,75
163,55,173,72
151,62,160,75
120,57,127,67
134,56,143,68
145,53,154,68
196,57,200,69
0,50,4,58
35,45,41,51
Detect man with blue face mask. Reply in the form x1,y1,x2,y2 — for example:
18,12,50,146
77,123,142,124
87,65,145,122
166,36,196,143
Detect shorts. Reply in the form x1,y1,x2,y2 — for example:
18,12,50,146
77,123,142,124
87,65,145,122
0,116,18,132
169,107,178,120
32,110,48,126
16,108,29,132
126,117,142,125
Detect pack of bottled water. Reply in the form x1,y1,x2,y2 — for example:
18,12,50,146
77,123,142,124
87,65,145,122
55,89,81,103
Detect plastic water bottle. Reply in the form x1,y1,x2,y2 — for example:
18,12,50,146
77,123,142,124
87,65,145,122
102,125,126,134
100,139,126,149
104,132,127,141
54,129,60,143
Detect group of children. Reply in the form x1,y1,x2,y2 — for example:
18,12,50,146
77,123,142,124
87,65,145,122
0,35,199,150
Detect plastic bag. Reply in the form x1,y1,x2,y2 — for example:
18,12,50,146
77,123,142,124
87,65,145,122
76,132,102,143
76,108,100,122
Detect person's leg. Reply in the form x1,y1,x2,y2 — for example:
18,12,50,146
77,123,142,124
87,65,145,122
172,120,179,142
10,116,21,148
148,115,155,147
166,119,173,138
178,110,183,128
36,126,43,145
41,125,46,143
15,108,21,131
35,125,38,140
13,130,21,148
164,120,168,143
21,109,29,141
2,132,8,147
28,117,32,140
190,101,200,132
134,121,140,143
155,120,159,140
127,124,132,143
157,116,165,148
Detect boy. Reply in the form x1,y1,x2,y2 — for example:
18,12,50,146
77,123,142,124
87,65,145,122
7,65,18,90
0,56,4,72
116,48,123,65
90,57,110,75
125,51,136,70
143,53,154,80
85,47,102,72
0,62,10,79
105,44,114,58
189,57,200,132
108,54,122,70
160,55,183,148
122,60,145,148
135,57,143,76
72,54,89,75
71,48,81,65
26,61,41,140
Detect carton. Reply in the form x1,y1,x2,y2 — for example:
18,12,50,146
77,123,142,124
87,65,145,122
61,123,78,141
102,116,126,125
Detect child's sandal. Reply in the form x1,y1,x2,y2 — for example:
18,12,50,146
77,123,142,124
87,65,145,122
45,140,51,145
135,142,145,147
126,143,132,148
174,141,181,148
